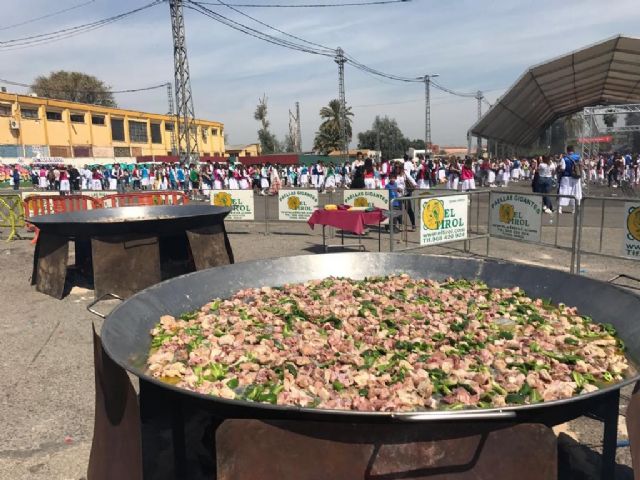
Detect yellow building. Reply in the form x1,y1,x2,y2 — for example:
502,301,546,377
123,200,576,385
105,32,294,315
225,143,261,157
0,91,225,162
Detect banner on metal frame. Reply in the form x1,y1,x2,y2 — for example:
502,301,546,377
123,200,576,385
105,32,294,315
210,189,255,221
419,194,468,246
489,193,542,243
343,189,389,209
343,189,390,225
623,202,640,259
278,189,318,221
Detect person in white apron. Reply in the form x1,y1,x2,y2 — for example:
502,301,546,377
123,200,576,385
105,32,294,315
228,170,239,190
316,164,325,189
501,160,510,187
557,147,583,213
447,159,460,190
259,166,270,195
59,168,70,194
298,166,308,187
363,158,375,189
91,168,102,190
108,169,117,190
487,162,496,186
511,159,521,181
239,167,250,190
213,170,223,190
380,160,390,188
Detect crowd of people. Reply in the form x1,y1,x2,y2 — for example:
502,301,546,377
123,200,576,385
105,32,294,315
3,150,638,204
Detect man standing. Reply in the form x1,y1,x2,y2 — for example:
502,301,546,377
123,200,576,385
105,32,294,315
12,165,20,190
403,154,415,178
557,146,582,214
69,165,80,193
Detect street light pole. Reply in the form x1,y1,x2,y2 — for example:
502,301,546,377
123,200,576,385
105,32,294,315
418,74,439,155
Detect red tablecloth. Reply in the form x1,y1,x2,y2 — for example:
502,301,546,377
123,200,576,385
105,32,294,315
307,209,386,235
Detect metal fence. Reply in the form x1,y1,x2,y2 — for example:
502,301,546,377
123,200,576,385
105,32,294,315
389,189,490,254
388,189,581,273
576,195,640,273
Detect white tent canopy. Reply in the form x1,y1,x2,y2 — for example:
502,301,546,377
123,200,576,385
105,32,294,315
470,35,640,146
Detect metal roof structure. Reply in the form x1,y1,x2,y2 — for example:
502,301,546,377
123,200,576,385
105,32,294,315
470,35,640,146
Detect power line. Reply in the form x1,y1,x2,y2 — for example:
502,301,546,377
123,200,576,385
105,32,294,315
187,0,495,109
205,0,334,53
186,1,333,56
430,79,477,98
0,77,168,95
0,0,97,31
0,1,162,51
192,0,410,7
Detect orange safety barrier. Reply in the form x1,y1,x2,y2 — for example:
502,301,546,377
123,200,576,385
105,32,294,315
23,194,103,244
100,191,189,208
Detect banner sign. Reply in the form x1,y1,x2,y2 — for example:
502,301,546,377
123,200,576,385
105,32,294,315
623,202,640,259
343,189,389,209
489,193,542,242
210,189,255,221
420,195,468,246
343,189,390,224
577,136,613,144
278,189,318,221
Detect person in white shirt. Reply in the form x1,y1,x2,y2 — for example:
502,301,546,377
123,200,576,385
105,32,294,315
403,154,415,178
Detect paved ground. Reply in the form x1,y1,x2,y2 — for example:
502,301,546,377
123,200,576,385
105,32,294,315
0,182,638,479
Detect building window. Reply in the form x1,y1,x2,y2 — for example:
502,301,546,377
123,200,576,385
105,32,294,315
129,120,148,143
164,122,174,131
46,110,62,121
91,115,105,125
21,108,39,119
0,105,11,116
212,128,218,136
114,146,131,157
150,123,162,144
111,118,125,142
70,113,85,123
202,128,209,141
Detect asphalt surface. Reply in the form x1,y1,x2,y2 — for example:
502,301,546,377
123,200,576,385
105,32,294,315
0,181,638,479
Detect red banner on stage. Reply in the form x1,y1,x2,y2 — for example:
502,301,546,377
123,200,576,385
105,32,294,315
578,135,613,143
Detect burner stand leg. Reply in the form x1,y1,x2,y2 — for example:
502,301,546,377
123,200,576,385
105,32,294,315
600,389,620,480
91,235,161,299
33,232,69,298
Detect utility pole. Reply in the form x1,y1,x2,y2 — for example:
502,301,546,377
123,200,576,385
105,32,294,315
475,90,483,157
335,47,348,161
418,74,439,155
295,101,302,153
166,82,177,156
288,108,296,152
169,0,198,163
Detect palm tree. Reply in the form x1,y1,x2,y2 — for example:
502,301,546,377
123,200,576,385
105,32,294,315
562,113,583,149
313,99,353,155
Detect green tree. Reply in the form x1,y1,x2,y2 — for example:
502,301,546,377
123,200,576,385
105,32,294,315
562,113,582,148
31,70,116,106
313,99,353,155
254,95,279,154
408,138,426,150
357,115,409,159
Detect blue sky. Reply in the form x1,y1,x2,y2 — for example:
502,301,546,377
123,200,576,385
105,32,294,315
2,0,639,149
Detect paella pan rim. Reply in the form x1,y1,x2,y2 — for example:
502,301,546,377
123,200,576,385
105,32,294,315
28,204,231,226
100,252,640,422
